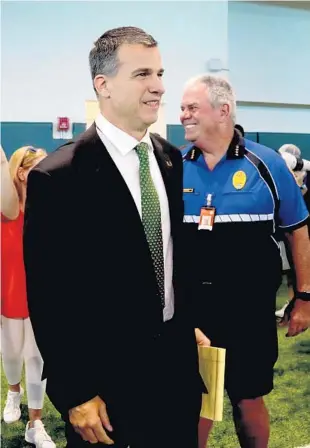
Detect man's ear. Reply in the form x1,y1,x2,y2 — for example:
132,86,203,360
94,75,111,99
219,103,230,122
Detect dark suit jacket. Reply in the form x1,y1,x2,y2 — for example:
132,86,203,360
23,125,198,417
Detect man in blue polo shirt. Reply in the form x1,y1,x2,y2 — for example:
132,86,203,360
180,74,310,448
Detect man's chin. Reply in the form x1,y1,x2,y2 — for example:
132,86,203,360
184,131,196,143
145,115,159,127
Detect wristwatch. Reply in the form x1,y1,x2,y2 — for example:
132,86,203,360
295,291,310,302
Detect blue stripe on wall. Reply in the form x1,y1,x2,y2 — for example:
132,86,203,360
168,124,310,158
167,124,259,148
258,133,310,158
1,122,86,158
1,122,310,159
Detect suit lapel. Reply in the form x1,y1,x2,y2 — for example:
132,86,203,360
77,124,145,231
151,134,174,184
81,126,177,239
150,134,176,233
83,127,175,224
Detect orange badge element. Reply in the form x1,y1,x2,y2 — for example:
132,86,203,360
198,207,216,231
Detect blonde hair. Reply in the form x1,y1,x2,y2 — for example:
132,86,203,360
9,146,47,199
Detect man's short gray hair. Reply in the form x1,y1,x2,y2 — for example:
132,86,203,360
89,26,157,91
186,74,236,123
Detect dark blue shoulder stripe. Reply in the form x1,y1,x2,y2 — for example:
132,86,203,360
244,149,280,219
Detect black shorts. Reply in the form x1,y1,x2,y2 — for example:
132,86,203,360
196,281,280,404
200,327,278,404
223,338,276,404
199,294,279,404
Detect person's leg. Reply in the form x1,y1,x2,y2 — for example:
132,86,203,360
23,317,45,421
1,316,25,423
23,317,55,447
105,320,201,448
198,417,214,448
231,397,270,448
231,285,278,448
152,388,200,448
154,321,201,448
1,316,24,387
226,343,275,448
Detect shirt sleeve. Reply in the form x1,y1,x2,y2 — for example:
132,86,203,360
274,158,309,230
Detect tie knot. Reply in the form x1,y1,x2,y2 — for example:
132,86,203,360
135,142,149,156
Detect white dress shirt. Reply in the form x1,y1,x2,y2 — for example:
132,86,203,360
95,113,174,321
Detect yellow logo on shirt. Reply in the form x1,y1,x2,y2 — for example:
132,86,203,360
232,171,247,190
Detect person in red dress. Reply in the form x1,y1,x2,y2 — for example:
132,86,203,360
1,145,56,448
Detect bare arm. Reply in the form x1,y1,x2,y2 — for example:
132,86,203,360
1,146,19,220
286,226,310,292
285,226,310,336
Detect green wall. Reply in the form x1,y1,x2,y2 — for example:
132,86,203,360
1,122,310,160
167,125,310,158
1,122,86,158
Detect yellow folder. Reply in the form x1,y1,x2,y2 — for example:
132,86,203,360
198,346,226,421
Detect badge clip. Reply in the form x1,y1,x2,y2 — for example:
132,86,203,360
198,194,216,231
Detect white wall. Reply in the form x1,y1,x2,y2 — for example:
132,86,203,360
229,1,310,132
2,1,310,132
236,104,310,133
1,1,228,125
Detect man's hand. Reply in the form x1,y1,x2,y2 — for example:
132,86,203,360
69,395,114,445
195,328,211,347
281,299,310,337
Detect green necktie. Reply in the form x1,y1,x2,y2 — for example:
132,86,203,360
135,142,165,308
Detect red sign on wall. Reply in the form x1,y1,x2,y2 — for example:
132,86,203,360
57,117,70,132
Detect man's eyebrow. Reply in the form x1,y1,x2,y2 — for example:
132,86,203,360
131,68,165,75
181,102,199,108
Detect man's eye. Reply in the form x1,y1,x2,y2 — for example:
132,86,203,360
137,73,147,77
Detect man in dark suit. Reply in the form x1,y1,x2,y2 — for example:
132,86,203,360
23,26,203,447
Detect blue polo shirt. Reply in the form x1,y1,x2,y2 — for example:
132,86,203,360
182,132,309,289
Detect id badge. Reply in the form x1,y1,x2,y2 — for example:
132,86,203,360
198,206,216,231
